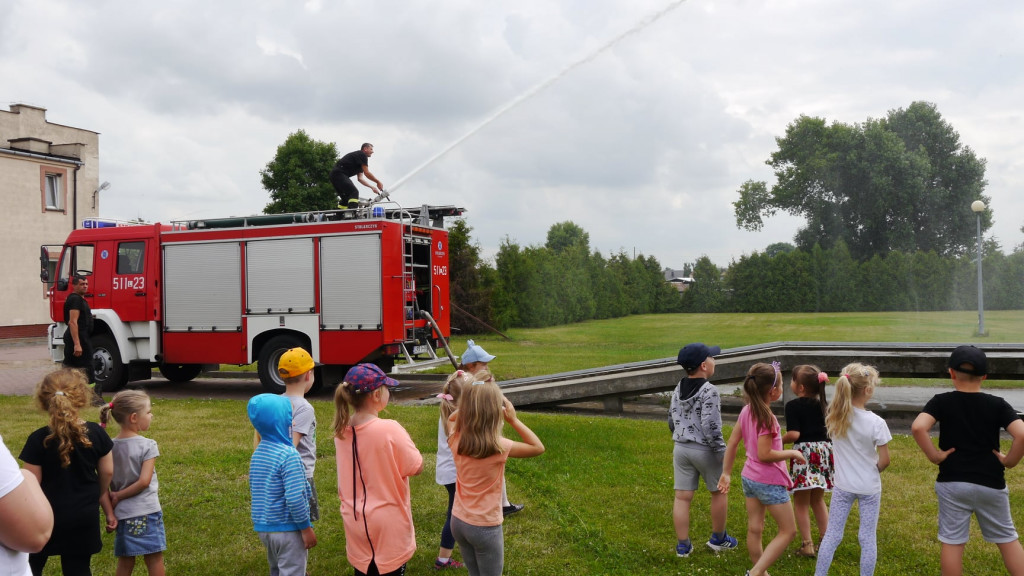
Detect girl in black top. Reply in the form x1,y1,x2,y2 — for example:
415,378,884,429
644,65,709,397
19,368,114,576
782,365,834,558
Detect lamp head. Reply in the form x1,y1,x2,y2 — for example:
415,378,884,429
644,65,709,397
971,200,986,213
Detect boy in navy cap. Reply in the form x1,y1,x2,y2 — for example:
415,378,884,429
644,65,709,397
912,345,1024,575
669,343,737,557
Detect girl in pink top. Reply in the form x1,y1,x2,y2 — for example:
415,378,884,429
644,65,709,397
719,362,806,576
449,373,544,576
333,364,424,576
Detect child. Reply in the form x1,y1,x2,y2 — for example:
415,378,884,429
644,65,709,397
277,348,321,523
101,390,166,576
334,364,423,576
782,364,833,558
718,362,805,576
449,378,545,576
248,393,316,576
19,368,115,576
434,370,473,570
458,343,523,518
911,346,1024,576
668,343,737,557
0,432,53,576
815,363,891,576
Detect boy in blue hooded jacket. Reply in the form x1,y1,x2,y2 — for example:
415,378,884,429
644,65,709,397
248,393,316,575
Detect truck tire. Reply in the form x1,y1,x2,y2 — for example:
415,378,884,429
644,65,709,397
92,334,129,392
257,335,304,394
158,363,203,383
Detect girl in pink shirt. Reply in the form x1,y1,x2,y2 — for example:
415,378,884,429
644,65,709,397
449,374,544,576
333,364,423,576
719,362,806,576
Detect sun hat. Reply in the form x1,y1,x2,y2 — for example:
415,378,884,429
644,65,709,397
462,339,496,364
948,345,987,376
277,347,322,379
345,363,400,393
677,343,722,371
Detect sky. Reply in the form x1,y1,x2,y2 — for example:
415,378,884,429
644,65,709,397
3,0,1023,269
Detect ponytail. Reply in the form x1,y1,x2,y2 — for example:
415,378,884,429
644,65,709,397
440,370,473,423
36,368,93,467
743,363,779,431
825,362,879,438
792,364,829,417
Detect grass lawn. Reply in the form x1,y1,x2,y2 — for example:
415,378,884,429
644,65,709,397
3,394,1023,575
439,310,1024,388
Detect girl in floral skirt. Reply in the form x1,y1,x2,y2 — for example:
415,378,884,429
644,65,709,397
782,365,833,558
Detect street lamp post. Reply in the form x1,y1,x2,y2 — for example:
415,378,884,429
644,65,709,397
971,200,986,336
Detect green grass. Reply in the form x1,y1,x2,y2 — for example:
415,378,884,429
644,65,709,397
3,394,1023,575
437,310,1024,388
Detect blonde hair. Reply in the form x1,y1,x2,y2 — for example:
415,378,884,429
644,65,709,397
35,368,93,467
792,364,828,416
826,362,880,438
743,362,780,431
453,380,505,459
440,370,474,423
99,390,151,429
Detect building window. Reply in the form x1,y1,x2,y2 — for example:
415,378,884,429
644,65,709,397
40,166,69,213
45,174,62,209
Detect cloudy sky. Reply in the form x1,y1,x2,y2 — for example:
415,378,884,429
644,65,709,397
3,0,1022,268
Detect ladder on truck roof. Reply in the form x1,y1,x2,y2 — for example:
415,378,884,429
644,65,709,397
171,203,465,231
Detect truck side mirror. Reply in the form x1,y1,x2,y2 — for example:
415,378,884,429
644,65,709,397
39,246,49,283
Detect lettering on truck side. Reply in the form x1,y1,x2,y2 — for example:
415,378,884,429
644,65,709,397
113,276,145,290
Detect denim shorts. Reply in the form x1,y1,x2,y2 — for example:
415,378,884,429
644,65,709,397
114,511,167,557
741,476,790,506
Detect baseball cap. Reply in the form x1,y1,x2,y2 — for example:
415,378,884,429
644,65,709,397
462,339,496,364
948,345,988,376
345,363,400,393
277,348,321,379
677,343,722,370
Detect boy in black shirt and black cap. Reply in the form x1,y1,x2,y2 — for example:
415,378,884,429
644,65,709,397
912,345,1024,575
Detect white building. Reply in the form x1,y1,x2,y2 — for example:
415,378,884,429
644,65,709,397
0,104,100,337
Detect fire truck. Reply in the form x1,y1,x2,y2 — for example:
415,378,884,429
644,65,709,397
40,203,464,393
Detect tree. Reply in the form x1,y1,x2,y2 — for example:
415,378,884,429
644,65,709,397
733,102,991,260
448,219,496,333
545,221,590,253
262,130,339,214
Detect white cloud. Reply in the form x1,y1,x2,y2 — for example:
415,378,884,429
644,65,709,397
2,0,1023,268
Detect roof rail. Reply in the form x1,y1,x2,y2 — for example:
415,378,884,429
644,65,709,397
170,200,466,231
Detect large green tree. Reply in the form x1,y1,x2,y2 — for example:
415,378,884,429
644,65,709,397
262,130,339,214
734,102,991,260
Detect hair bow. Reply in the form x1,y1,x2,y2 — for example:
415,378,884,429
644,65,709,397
436,393,453,401
818,372,828,384
54,390,65,396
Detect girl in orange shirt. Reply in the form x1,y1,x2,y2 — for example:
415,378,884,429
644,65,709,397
334,364,423,576
449,373,545,576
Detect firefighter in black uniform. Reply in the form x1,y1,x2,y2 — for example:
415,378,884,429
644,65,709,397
329,143,385,210
63,274,100,400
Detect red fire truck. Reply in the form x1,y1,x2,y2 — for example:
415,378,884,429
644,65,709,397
40,204,463,393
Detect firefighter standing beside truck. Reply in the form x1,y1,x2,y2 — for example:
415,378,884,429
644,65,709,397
329,143,385,210
63,274,99,400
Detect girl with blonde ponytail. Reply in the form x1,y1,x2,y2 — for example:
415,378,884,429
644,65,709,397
19,368,114,575
815,363,892,576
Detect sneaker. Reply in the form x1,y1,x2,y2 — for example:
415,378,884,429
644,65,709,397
707,531,738,551
676,540,693,557
502,503,524,518
434,558,465,570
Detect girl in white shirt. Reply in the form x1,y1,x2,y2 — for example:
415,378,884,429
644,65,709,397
814,363,892,576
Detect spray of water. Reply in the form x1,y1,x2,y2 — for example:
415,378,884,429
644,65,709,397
389,0,689,193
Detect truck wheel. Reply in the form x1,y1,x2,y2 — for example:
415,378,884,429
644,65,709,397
92,334,129,392
158,363,203,383
257,335,304,394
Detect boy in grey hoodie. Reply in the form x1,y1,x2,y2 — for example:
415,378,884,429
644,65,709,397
668,343,736,557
